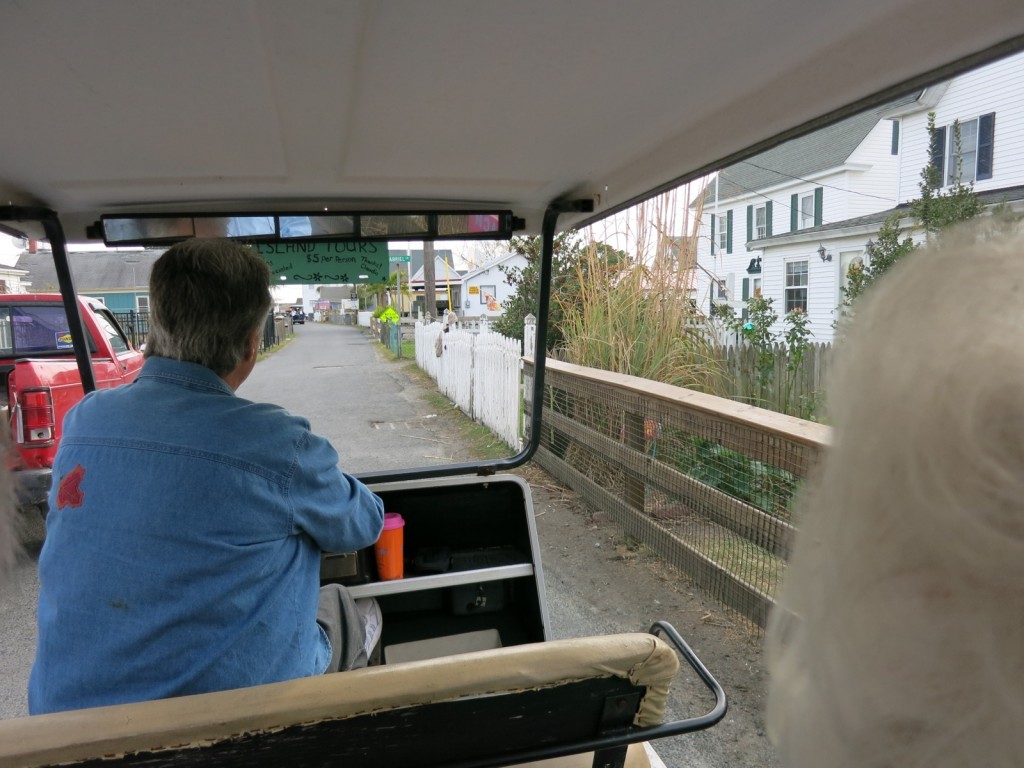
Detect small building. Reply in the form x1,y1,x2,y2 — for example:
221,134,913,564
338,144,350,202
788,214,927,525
407,255,465,318
15,248,161,311
458,252,527,318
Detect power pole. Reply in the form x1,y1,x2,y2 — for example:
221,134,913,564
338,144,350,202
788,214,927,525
422,240,437,322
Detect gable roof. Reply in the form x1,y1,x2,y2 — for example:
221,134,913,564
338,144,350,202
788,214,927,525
408,256,466,286
16,249,164,293
459,251,524,281
695,95,920,207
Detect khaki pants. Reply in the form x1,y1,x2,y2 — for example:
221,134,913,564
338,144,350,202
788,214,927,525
316,583,373,673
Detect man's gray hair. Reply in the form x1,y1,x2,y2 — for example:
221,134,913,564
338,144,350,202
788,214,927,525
145,238,272,376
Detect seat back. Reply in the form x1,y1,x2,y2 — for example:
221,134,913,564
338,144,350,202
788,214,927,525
0,633,684,768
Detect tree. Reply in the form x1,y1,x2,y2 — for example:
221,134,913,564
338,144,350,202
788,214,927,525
359,270,406,311
912,113,982,239
490,232,588,350
422,241,437,321
840,112,985,312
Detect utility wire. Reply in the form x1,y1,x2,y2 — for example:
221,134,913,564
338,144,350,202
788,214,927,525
738,160,898,202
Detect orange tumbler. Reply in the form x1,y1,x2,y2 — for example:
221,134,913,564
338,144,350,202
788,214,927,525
374,513,405,580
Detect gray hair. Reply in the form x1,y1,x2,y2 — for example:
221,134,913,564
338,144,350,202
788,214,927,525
145,238,272,376
766,220,1024,767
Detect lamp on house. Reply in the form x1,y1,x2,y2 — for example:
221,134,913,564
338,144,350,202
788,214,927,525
817,244,832,262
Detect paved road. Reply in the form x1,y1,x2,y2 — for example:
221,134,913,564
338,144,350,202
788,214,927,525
240,322,461,475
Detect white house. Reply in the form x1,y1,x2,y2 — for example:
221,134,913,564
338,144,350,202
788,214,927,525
695,50,1024,342
0,234,30,293
693,99,906,340
458,251,528,318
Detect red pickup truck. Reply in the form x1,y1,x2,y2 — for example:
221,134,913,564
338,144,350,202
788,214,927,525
1,294,144,514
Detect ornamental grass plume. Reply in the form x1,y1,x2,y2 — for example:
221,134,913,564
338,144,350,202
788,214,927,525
560,186,725,393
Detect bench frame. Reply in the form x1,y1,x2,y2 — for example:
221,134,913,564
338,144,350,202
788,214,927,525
0,623,725,768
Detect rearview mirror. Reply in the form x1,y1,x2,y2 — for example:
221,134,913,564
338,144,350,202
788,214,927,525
93,212,522,246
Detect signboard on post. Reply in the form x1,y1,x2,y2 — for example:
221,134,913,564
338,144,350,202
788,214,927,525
389,254,411,263
256,241,389,284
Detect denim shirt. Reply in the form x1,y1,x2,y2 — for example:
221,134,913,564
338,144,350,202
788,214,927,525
29,356,384,714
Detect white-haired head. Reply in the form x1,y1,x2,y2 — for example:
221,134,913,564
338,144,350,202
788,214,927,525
766,220,1024,767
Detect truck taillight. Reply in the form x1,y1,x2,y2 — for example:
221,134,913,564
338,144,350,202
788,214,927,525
20,388,55,443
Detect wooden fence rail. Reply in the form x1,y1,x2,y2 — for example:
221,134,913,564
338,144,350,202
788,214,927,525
524,357,831,630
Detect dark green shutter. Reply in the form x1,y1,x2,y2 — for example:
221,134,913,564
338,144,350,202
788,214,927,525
746,205,753,243
710,214,716,254
790,193,798,232
890,120,900,155
930,125,946,187
814,187,823,227
977,112,995,180
742,277,750,300
726,210,733,253
765,201,773,238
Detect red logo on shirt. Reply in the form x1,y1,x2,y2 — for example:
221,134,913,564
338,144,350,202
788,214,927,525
57,465,86,509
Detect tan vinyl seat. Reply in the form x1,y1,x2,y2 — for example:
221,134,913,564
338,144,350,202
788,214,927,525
0,633,679,768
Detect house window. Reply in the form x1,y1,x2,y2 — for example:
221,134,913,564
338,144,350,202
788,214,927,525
785,260,808,313
754,205,767,240
751,277,762,298
712,211,732,253
136,295,149,312
716,279,728,300
948,118,979,185
800,194,815,229
933,113,995,186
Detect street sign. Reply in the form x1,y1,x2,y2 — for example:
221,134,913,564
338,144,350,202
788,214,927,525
389,254,411,263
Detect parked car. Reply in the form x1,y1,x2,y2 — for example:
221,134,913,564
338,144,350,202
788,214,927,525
0,294,145,514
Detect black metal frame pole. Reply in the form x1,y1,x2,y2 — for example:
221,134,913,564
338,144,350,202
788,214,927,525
355,199,591,485
0,206,97,393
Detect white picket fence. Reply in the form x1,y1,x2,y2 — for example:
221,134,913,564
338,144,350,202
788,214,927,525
415,319,524,451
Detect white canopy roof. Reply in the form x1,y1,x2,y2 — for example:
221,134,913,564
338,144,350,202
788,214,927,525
1,0,1022,240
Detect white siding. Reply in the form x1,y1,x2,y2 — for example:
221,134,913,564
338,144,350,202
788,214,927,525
845,121,900,215
459,253,527,317
759,235,872,342
897,50,1024,201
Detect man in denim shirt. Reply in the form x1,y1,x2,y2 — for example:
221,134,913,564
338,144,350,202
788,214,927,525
30,238,384,714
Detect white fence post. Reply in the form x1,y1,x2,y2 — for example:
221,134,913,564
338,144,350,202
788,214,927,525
523,314,536,359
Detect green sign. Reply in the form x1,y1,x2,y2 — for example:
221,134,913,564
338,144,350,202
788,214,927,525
389,254,411,263
256,241,389,285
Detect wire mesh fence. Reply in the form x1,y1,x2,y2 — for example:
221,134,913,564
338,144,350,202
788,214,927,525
111,310,150,350
524,358,829,631
112,310,294,353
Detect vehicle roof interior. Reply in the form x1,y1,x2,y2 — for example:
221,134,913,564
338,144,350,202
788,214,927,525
1,0,1023,241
